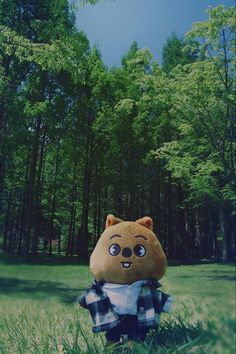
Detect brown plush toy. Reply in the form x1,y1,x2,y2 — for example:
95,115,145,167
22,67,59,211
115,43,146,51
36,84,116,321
79,215,173,346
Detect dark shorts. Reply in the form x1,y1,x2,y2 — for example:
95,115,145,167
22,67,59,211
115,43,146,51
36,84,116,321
105,315,148,342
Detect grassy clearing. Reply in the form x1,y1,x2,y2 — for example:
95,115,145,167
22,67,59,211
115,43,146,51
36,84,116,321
0,254,235,353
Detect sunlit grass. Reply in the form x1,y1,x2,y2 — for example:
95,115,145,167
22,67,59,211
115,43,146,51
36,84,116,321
0,255,235,353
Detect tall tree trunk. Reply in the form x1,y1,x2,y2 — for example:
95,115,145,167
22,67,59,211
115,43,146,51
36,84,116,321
77,124,93,259
177,184,186,258
31,126,46,255
92,143,104,244
13,191,22,252
221,203,234,262
22,116,42,256
195,209,201,258
58,227,61,254
116,160,123,216
166,173,173,258
220,205,228,261
67,145,77,256
48,142,60,257
154,164,161,240
7,203,16,252
0,57,11,214
17,152,30,254
3,190,12,251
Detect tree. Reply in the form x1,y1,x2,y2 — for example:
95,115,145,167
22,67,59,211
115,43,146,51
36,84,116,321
0,0,90,255
1,2,234,262
162,32,198,74
156,5,236,261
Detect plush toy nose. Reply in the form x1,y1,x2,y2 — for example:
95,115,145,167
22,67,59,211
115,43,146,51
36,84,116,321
122,247,132,258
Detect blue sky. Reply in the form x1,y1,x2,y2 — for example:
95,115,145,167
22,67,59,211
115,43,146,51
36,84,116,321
76,0,234,67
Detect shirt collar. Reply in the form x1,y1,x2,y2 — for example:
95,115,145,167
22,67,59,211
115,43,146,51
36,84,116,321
93,279,161,289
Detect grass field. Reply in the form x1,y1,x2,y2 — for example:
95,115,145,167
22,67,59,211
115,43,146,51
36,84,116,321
0,254,235,354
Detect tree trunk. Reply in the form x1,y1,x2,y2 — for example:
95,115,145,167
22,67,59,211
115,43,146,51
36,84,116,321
195,209,202,258
31,126,46,255
48,143,60,257
221,203,235,262
22,116,42,256
3,190,12,251
77,126,93,259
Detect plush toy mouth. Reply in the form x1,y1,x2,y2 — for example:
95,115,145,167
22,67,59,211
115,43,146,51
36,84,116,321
121,262,132,269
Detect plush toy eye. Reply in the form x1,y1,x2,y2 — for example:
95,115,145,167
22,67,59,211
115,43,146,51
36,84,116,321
133,244,146,257
109,243,121,256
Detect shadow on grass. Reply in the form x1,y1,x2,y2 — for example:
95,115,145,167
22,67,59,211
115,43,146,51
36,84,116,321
169,258,236,266
0,252,89,266
1,252,235,267
1,252,232,267
206,275,236,281
176,274,236,281
0,276,85,304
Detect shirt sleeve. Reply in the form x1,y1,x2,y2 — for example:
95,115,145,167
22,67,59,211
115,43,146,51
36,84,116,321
161,294,173,313
152,288,173,314
78,291,88,309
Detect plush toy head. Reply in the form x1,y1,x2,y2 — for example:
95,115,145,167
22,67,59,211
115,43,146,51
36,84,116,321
90,214,167,284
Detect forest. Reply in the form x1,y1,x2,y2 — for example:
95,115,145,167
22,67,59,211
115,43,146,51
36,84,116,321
0,1,235,262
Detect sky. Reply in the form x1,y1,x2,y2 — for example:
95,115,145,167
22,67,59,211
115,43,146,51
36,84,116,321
76,0,234,67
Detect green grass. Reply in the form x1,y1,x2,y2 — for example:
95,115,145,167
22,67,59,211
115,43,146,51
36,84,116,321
0,254,235,354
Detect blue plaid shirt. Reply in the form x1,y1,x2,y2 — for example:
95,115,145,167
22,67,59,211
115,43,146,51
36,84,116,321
79,280,173,333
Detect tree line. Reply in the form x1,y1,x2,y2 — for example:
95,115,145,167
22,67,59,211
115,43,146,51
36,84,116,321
0,1,235,261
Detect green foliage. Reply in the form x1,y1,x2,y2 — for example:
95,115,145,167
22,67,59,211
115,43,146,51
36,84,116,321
155,5,235,210
121,41,139,67
0,24,89,81
162,32,198,74
186,5,236,51
0,2,235,261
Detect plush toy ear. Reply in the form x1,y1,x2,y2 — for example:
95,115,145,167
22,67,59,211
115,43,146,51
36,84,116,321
105,214,123,229
136,216,153,230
